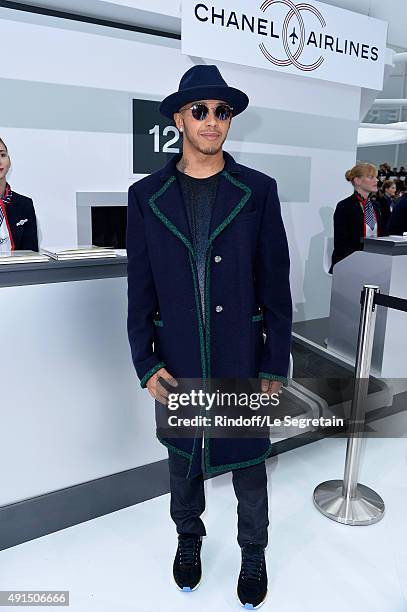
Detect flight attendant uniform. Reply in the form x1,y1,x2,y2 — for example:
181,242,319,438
329,190,384,273
0,183,39,252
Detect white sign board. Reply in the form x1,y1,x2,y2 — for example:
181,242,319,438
181,0,388,90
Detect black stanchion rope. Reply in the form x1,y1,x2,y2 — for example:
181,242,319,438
374,293,407,313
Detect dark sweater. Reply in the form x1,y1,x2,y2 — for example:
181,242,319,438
176,169,221,323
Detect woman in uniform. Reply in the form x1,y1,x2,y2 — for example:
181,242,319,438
329,163,386,273
375,179,397,231
0,137,39,252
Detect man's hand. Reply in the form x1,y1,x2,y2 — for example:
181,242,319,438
260,379,283,396
146,367,178,405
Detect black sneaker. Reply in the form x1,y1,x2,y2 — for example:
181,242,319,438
173,534,202,592
237,543,268,609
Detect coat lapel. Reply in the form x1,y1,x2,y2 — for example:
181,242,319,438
149,174,194,255
149,152,252,255
208,169,252,243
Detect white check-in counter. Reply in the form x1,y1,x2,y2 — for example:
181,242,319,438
327,237,407,377
0,256,166,507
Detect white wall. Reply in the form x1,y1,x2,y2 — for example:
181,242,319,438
360,53,407,167
317,0,407,51
9,0,181,34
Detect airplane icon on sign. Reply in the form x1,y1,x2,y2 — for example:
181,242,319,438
289,27,299,44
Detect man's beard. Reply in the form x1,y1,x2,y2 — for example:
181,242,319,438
199,144,222,155
183,127,225,156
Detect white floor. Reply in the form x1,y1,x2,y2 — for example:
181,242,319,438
1,435,407,611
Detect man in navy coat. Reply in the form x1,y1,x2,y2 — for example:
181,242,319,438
126,65,292,608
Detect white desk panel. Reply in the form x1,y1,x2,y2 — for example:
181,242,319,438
0,276,166,506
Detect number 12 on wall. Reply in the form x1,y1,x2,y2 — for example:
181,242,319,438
149,125,180,153
132,99,180,174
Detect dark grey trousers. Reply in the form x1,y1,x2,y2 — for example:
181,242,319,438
167,449,269,548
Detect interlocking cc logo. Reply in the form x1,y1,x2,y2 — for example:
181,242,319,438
259,0,326,71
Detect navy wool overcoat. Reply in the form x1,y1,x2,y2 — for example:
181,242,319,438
126,151,292,477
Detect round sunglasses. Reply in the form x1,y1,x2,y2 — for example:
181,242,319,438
181,103,233,121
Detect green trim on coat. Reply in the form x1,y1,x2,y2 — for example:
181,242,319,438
156,435,192,460
252,313,263,322
149,176,194,256
208,171,252,244
258,372,288,384
140,361,166,388
188,251,207,379
204,437,273,473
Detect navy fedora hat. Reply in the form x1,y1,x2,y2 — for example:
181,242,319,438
159,64,249,119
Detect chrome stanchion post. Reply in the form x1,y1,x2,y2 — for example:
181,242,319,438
313,285,385,525
342,285,376,501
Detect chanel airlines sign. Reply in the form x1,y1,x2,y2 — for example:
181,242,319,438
181,0,388,89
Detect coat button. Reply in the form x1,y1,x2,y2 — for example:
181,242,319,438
215,305,223,312
214,255,222,263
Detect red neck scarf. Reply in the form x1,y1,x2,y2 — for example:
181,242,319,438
354,190,378,238
0,183,15,250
